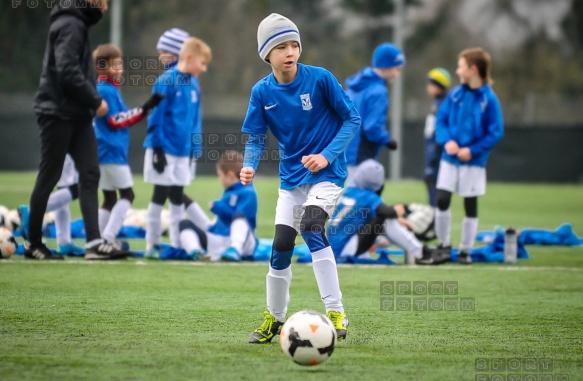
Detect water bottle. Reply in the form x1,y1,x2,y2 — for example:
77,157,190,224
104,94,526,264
504,227,518,264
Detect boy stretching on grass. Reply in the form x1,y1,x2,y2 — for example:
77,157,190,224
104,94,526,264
240,14,361,344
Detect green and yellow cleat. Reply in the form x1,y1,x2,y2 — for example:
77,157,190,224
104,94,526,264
248,311,284,344
327,310,349,342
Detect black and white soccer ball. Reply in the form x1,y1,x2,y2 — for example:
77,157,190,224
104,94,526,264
280,310,337,366
0,227,17,259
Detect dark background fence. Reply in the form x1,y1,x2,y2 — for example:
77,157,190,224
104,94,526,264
2,112,582,183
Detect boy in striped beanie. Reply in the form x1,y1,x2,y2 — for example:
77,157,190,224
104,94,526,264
157,28,190,69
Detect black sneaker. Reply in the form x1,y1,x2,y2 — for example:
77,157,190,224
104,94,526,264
458,250,472,265
432,244,452,265
84,239,130,260
415,246,435,265
24,243,64,260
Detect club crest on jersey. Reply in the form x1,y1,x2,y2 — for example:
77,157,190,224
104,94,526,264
300,93,313,111
191,90,198,103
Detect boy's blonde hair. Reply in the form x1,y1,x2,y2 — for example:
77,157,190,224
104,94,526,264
459,47,492,85
217,151,243,175
179,37,212,62
93,44,122,71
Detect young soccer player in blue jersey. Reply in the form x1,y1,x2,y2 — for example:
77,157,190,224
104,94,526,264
93,44,163,248
423,68,451,208
434,47,504,264
154,28,209,225
344,43,404,177
143,37,211,258
240,14,361,344
178,151,258,262
327,159,442,265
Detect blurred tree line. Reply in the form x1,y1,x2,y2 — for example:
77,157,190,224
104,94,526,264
1,0,582,124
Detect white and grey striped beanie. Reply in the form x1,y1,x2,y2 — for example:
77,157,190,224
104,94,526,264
257,13,302,62
157,28,190,57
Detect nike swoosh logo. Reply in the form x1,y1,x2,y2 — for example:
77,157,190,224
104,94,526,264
322,294,332,300
315,196,325,200
264,104,277,110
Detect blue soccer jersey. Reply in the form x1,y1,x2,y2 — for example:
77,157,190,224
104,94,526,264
242,64,361,189
208,182,258,237
144,68,202,158
94,81,130,165
327,187,384,256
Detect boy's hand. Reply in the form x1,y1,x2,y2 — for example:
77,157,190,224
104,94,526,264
96,100,109,117
152,148,167,174
457,147,472,161
208,201,214,209
240,167,255,185
302,154,329,174
444,140,459,155
386,139,398,151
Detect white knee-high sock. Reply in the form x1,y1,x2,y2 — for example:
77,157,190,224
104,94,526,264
179,228,202,254
460,217,479,251
98,208,111,235
46,187,73,212
102,199,131,242
230,218,251,254
185,202,211,230
146,202,163,251
312,247,344,313
169,203,184,248
383,219,423,258
435,208,451,247
55,206,71,247
267,266,292,321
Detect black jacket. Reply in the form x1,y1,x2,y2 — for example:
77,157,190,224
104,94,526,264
33,1,104,121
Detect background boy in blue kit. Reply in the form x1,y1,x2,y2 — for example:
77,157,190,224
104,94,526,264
424,67,451,208
143,37,211,258
240,14,361,344
434,47,504,264
178,151,258,262
93,44,163,248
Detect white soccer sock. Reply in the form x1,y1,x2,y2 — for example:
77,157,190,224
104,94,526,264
98,208,111,235
55,206,71,247
435,208,452,247
179,228,202,254
46,187,73,212
266,266,292,321
169,203,184,248
230,218,251,254
312,246,344,313
185,202,211,230
460,217,479,252
102,199,131,242
146,202,163,251
383,219,423,259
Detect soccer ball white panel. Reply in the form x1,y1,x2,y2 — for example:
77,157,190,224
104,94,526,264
280,310,337,366
0,227,17,259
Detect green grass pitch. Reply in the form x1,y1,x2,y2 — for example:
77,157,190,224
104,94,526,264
0,172,582,380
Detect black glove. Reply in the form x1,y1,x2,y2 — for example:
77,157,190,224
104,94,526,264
386,139,398,151
153,147,167,174
141,93,165,112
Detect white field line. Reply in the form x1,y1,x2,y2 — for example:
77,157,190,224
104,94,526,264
0,259,582,272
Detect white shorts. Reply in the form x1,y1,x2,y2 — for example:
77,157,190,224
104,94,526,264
143,149,192,186
205,231,257,261
275,182,343,232
99,164,133,191
57,155,78,188
436,160,486,197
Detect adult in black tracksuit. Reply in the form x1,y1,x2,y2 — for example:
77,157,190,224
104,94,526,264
27,0,126,260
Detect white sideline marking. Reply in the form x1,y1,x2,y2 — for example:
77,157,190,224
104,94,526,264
1,259,582,272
